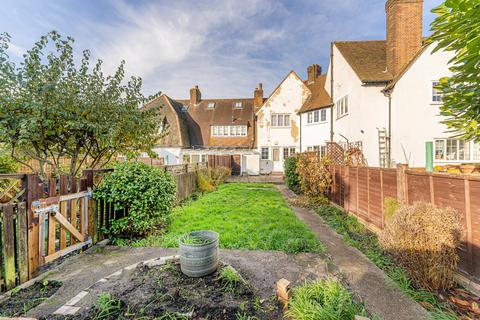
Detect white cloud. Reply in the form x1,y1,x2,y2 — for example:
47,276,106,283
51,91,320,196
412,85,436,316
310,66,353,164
6,42,26,58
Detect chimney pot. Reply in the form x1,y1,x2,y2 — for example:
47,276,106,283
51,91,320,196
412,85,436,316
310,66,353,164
307,64,321,84
254,83,264,110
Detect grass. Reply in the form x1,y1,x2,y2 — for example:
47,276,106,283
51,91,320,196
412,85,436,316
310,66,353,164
93,293,124,320
217,265,247,294
315,205,459,319
127,183,324,254
286,279,374,320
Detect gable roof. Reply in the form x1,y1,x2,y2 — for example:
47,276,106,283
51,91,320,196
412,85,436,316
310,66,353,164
334,40,393,83
383,43,431,92
256,70,305,115
298,74,332,114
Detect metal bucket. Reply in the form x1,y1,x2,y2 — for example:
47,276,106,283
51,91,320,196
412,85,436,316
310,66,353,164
179,230,219,277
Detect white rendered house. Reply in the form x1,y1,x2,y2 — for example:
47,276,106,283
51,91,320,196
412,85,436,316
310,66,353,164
324,0,473,168
256,71,309,173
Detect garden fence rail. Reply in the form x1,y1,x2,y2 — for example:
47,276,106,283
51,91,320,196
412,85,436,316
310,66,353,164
328,164,480,282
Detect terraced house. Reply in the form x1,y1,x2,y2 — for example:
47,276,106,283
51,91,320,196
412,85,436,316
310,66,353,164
146,85,264,175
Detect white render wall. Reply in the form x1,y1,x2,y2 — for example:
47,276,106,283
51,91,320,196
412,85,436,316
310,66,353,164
390,45,455,167
256,72,309,172
300,108,331,151
152,147,183,165
327,45,389,167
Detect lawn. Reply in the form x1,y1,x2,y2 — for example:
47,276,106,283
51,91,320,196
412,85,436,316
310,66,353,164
128,183,324,254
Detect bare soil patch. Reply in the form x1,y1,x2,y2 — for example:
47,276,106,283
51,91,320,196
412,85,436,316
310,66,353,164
55,261,282,319
0,280,62,317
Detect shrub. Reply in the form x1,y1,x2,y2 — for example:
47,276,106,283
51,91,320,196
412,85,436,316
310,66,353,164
196,167,231,193
380,202,461,291
284,155,301,193
287,279,370,320
0,151,19,174
295,153,332,198
94,162,177,239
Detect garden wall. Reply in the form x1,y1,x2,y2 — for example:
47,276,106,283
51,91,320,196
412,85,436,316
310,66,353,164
329,164,480,282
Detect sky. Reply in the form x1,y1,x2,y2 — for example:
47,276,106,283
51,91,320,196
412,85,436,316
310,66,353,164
1,0,442,99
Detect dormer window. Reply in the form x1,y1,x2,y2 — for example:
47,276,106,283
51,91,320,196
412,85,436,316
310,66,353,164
233,102,243,109
207,102,216,109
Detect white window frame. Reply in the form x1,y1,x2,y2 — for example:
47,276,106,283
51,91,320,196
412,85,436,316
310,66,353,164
320,109,327,122
211,125,247,137
434,138,478,162
336,95,348,119
271,113,291,128
207,102,216,109
233,101,243,109
307,112,313,124
431,81,443,104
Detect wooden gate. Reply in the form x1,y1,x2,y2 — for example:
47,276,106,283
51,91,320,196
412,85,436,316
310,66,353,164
31,189,93,266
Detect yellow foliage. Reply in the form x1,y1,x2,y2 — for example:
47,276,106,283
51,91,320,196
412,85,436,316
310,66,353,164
295,153,332,198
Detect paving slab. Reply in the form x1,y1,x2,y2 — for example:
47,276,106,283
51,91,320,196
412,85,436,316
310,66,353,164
278,184,431,320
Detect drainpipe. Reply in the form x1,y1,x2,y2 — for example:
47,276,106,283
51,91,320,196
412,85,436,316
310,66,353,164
387,92,392,168
330,42,335,142
299,114,302,152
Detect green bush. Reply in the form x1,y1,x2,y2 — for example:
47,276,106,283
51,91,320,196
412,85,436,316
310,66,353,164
196,167,231,193
287,279,371,320
284,155,301,194
94,162,176,239
0,151,19,174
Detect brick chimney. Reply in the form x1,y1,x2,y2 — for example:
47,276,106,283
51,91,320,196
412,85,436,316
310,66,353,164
254,83,263,110
386,0,423,76
190,85,201,105
307,64,321,84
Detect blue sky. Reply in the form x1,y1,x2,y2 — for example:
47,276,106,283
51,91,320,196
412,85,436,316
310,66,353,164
1,0,441,99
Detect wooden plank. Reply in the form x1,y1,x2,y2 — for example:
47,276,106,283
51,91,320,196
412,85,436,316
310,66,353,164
465,179,473,271
87,197,93,237
38,211,45,266
429,175,435,205
59,176,68,250
44,239,92,264
79,197,85,236
2,205,16,289
16,203,29,283
25,174,39,278
380,170,384,229
70,198,78,245
52,212,84,243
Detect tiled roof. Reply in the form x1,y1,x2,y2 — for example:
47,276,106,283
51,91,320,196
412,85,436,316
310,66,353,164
298,74,332,114
335,40,393,83
175,98,256,148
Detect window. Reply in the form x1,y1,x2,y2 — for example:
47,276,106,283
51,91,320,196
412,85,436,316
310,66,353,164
307,112,313,124
283,147,289,159
211,125,247,137
336,95,348,118
207,102,216,109
283,147,296,159
313,110,319,122
272,148,280,161
182,155,190,164
320,145,326,157
191,154,200,163
289,147,296,156
261,147,269,160
320,109,327,122
271,113,290,127
201,154,207,163
435,139,472,161
432,81,442,103
233,101,243,109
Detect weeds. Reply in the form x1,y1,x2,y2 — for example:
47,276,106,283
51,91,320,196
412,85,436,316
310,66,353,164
315,205,458,318
93,293,124,320
180,234,211,245
217,266,247,293
286,279,370,320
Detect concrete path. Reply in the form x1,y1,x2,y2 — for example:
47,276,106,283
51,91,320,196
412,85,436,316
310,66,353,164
278,185,431,320
27,246,328,318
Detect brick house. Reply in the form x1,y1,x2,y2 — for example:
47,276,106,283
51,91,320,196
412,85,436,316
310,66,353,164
149,85,264,175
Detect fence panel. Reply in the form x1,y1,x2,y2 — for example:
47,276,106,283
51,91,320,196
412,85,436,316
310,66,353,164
0,202,28,291
328,164,480,282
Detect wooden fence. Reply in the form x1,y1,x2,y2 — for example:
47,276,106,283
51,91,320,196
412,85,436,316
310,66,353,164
0,163,206,292
329,164,480,281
